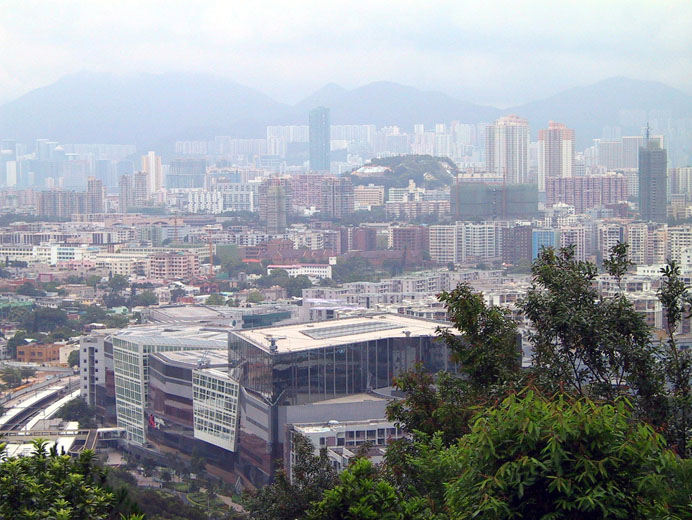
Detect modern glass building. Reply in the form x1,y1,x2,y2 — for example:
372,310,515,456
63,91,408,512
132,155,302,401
193,368,240,451
227,314,454,486
112,326,227,445
639,140,668,223
532,228,559,259
112,315,456,488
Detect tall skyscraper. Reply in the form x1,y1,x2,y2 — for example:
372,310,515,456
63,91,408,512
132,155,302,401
485,115,529,185
309,107,330,172
259,178,291,233
537,121,575,192
142,151,163,194
638,138,667,223
119,174,134,213
86,176,104,214
320,177,355,219
167,158,207,189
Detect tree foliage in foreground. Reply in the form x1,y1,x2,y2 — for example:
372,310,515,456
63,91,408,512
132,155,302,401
0,440,141,520
444,391,682,520
305,392,691,519
521,244,664,411
241,434,338,520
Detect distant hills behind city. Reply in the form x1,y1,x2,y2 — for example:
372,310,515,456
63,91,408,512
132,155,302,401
1,71,691,150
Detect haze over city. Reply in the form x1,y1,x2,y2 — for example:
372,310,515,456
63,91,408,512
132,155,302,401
1,1,691,106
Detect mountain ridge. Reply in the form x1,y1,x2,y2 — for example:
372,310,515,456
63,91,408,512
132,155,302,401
1,72,690,150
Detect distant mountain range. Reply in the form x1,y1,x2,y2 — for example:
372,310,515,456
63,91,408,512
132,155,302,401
0,72,690,151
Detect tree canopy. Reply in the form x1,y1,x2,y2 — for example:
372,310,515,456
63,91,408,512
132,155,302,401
0,440,141,520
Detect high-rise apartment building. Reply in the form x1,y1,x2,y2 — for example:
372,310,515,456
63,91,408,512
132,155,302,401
320,177,354,219
559,226,587,262
309,107,330,172
142,151,163,195
626,222,667,265
118,174,134,212
545,174,626,214
133,171,150,206
429,225,460,264
167,158,206,189
86,176,104,214
119,171,150,212
639,139,667,223
258,178,291,233
537,122,575,192
37,189,87,218
532,228,559,259
390,226,429,252
501,225,532,265
354,184,385,208
669,167,692,198
485,115,529,184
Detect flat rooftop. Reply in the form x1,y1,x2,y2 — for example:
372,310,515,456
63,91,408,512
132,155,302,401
152,349,229,368
231,314,446,354
112,325,229,349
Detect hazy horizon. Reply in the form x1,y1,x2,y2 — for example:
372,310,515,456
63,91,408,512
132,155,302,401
1,1,691,107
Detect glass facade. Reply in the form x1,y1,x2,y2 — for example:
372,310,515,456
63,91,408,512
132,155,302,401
112,333,225,445
229,332,454,487
192,368,240,451
229,334,452,405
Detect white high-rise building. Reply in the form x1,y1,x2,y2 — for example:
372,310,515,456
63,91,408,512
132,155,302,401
560,226,587,262
669,225,692,263
142,151,163,195
485,115,530,185
537,122,575,192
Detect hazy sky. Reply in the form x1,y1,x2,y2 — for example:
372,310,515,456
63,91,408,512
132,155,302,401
1,1,691,107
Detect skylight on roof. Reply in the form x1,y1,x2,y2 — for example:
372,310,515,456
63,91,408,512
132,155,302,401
300,321,402,340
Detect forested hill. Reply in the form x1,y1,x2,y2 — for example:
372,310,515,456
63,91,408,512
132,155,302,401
346,155,459,189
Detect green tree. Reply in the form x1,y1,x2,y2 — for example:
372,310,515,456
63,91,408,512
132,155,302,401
205,293,226,306
16,282,44,297
657,260,692,457
130,290,158,307
18,307,71,333
170,287,186,302
242,434,337,520
247,291,265,304
1,366,23,388
602,241,634,287
307,458,428,520
19,366,36,383
443,391,681,520
0,440,141,520
67,349,80,368
86,275,102,288
387,284,521,446
285,275,313,297
160,469,172,484
520,245,664,415
108,274,129,293
55,397,97,428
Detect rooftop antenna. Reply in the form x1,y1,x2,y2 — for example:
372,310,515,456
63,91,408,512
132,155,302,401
645,122,650,144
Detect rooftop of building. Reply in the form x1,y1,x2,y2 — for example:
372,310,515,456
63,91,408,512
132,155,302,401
151,348,229,368
112,324,229,349
145,304,296,325
291,416,397,434
231,313,446,354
